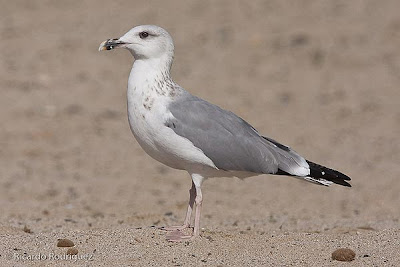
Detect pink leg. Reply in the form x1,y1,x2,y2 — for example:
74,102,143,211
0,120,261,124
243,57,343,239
192,185,203,238
166,177,203,242
162,181,195,231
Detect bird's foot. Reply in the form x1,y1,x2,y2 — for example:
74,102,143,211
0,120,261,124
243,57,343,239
165,230,195,242
159,225,191,231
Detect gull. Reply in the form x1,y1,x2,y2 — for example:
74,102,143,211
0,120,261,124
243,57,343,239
99,25,351,242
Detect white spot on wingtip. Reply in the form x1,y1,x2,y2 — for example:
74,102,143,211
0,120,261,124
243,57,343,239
322,171,325,175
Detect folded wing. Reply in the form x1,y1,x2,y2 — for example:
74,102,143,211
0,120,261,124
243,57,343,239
166,93,310,176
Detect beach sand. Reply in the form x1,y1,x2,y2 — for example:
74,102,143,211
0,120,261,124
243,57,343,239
1,1,399,266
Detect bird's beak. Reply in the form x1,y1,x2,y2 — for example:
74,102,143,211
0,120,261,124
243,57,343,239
98,38,128,51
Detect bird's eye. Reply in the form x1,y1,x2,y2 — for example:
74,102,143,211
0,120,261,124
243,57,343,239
139,32,149,39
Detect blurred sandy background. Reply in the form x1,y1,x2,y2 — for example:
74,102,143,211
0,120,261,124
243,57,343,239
1,0,399,266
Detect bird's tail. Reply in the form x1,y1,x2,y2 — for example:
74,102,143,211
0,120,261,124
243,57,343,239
305,160,351,187
275,160,351,187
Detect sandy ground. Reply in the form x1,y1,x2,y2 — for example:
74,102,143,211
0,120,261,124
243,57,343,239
1,0,399,266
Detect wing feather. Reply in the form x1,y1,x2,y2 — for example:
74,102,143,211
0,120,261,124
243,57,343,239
167,93,309,176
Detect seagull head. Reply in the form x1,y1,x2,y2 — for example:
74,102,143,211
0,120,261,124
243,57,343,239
99,25,174,61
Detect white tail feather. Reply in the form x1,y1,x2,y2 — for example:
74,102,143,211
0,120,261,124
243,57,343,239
300,176,333,186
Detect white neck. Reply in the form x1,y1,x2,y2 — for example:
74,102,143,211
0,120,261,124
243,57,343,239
127,54,177,105
128,53,173,86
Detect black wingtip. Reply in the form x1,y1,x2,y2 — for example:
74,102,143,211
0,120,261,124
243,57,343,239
333,179,352,187
306,160,352,187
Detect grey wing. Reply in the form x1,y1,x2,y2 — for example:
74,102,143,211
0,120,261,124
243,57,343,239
167,93,310,176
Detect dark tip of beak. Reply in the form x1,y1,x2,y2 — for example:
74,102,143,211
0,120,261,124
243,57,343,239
99,38,126,51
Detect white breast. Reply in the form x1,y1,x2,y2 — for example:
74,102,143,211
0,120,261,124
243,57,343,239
126,77,217,173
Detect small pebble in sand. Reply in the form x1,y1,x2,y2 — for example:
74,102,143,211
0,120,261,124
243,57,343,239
66,248,79,255
57,239,75,247
332,248,356,261
23,225,32,233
